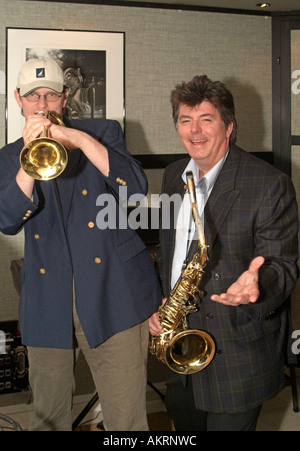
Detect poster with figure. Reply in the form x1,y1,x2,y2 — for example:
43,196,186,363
6,28,124,143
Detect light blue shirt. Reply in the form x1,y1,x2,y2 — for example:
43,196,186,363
171,152,229,289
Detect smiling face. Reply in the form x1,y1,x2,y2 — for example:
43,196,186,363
177,100,233,176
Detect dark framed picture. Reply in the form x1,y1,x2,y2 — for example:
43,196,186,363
6,28,124,143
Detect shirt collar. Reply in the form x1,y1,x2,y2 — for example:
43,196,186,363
182,149,229,193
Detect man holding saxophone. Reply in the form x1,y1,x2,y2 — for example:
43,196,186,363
149,75,299,431
0,58,161,431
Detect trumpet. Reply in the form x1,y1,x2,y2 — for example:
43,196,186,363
20,111,68,181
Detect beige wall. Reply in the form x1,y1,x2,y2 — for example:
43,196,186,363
0,0,272,320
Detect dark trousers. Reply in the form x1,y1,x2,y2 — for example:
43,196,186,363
165,377,262,431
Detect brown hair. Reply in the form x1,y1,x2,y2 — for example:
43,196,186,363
170,75,237,144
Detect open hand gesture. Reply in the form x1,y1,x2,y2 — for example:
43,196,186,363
211,256,265,306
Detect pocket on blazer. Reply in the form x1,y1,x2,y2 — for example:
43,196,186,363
115,235,146,263
236,307,281,342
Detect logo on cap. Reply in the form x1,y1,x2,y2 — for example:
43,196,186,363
36,68,46,79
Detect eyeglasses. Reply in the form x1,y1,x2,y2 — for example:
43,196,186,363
24,92,62,103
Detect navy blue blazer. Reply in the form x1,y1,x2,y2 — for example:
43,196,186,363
0,118,161,349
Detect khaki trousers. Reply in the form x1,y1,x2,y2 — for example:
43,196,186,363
27,307,149,431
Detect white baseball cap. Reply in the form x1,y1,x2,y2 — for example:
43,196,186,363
17,58,64,96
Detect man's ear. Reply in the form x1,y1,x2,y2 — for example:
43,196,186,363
226,122,234,140
14,89,23,108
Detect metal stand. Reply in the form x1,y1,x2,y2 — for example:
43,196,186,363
72,392,99,431
72,381,165,431
0,413,23,431
285,365,299,413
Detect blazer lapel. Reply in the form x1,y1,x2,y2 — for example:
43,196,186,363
187,147,240,260
205,148,240,255
33,149,82,260
10,139,23,170
55,148,82,226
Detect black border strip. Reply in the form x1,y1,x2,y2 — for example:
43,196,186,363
19,0,273,16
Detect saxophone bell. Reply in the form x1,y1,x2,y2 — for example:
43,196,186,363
166,329,215,374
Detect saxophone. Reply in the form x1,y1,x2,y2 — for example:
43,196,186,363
149,171,216,374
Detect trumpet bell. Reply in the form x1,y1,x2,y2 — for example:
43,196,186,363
19,111,68,181
165,329,215,374
20,137,68,181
